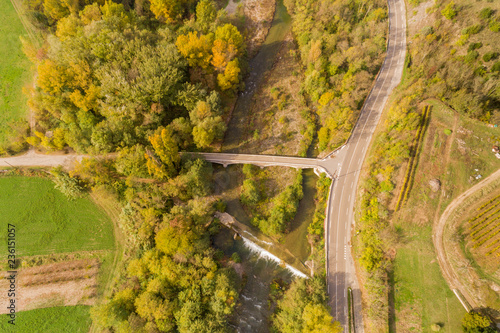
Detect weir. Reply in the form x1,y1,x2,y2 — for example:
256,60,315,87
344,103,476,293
215,212,309,278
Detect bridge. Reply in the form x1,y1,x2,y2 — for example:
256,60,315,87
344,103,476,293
192,152,345,179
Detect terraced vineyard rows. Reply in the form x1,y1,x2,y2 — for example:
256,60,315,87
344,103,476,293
468,195,500,256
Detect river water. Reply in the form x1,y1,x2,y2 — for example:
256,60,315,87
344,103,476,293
214,1,321,332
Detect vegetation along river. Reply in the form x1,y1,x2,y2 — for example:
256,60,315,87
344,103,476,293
214,1,321,332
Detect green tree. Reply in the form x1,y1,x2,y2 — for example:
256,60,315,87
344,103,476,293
155,225,197,256
192,116,226,148
241,179,260,205
50,166,84,199
462,312,495,333
196,0,216,32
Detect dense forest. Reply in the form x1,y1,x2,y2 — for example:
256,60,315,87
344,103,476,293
23,0,242,154
406,0,500,122
284,0,388,152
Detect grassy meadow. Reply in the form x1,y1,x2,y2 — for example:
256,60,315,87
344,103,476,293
0,305,91,332
391,100,500,331
0,177,115,257
0,0,31,148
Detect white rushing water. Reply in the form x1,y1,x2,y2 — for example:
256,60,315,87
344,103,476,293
241,236,308,279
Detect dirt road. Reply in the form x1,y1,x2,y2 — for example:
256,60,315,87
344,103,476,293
0,150,85,168
433,167,500,311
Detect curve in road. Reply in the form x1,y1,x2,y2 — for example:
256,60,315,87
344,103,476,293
325,0,407,330
433,168,500,312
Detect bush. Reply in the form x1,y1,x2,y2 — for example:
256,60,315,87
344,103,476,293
230,252,241,263
479,8,494,20
490,20,500,32
431,323,441,331
462,25,483,35
492,61,500,72
441,1,457,20
483,52,499,62
465,50,479,63
468,42,483,52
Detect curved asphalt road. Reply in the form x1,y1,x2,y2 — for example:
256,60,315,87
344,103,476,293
326,0,406,330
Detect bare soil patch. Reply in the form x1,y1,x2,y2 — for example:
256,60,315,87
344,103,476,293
0,258,99,313
244,0,276,57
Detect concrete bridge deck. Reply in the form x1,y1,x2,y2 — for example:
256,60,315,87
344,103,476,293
195,151,344,179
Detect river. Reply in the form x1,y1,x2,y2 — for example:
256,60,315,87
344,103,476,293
214,1,321,332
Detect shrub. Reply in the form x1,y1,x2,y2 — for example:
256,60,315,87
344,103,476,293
444,129,452,135
483,52,499,62
462,25,483,35
492,61,500,72
490,20,500,32
421,26,434,36
468,42,483,52
441,1,457,20
230,252,241,263
479,8,494,20
465,50,479,63
430,323,441,331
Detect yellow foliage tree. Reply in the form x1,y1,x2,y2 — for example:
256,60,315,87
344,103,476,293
145,127,180,179
308,39,322,63
56,14,82,41
37,60,69,95
150,0,182,22
215,24,243,52
176,32,213,69
217,58,240,91
302,303,342,333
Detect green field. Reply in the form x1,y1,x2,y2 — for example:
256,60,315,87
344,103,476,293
392,224,466,332
391,100,500,331
0,177,114,256
0,0,31,147
0,305,91,333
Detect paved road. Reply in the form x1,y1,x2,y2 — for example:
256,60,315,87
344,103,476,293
325,0,407,330
196,152,341,178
